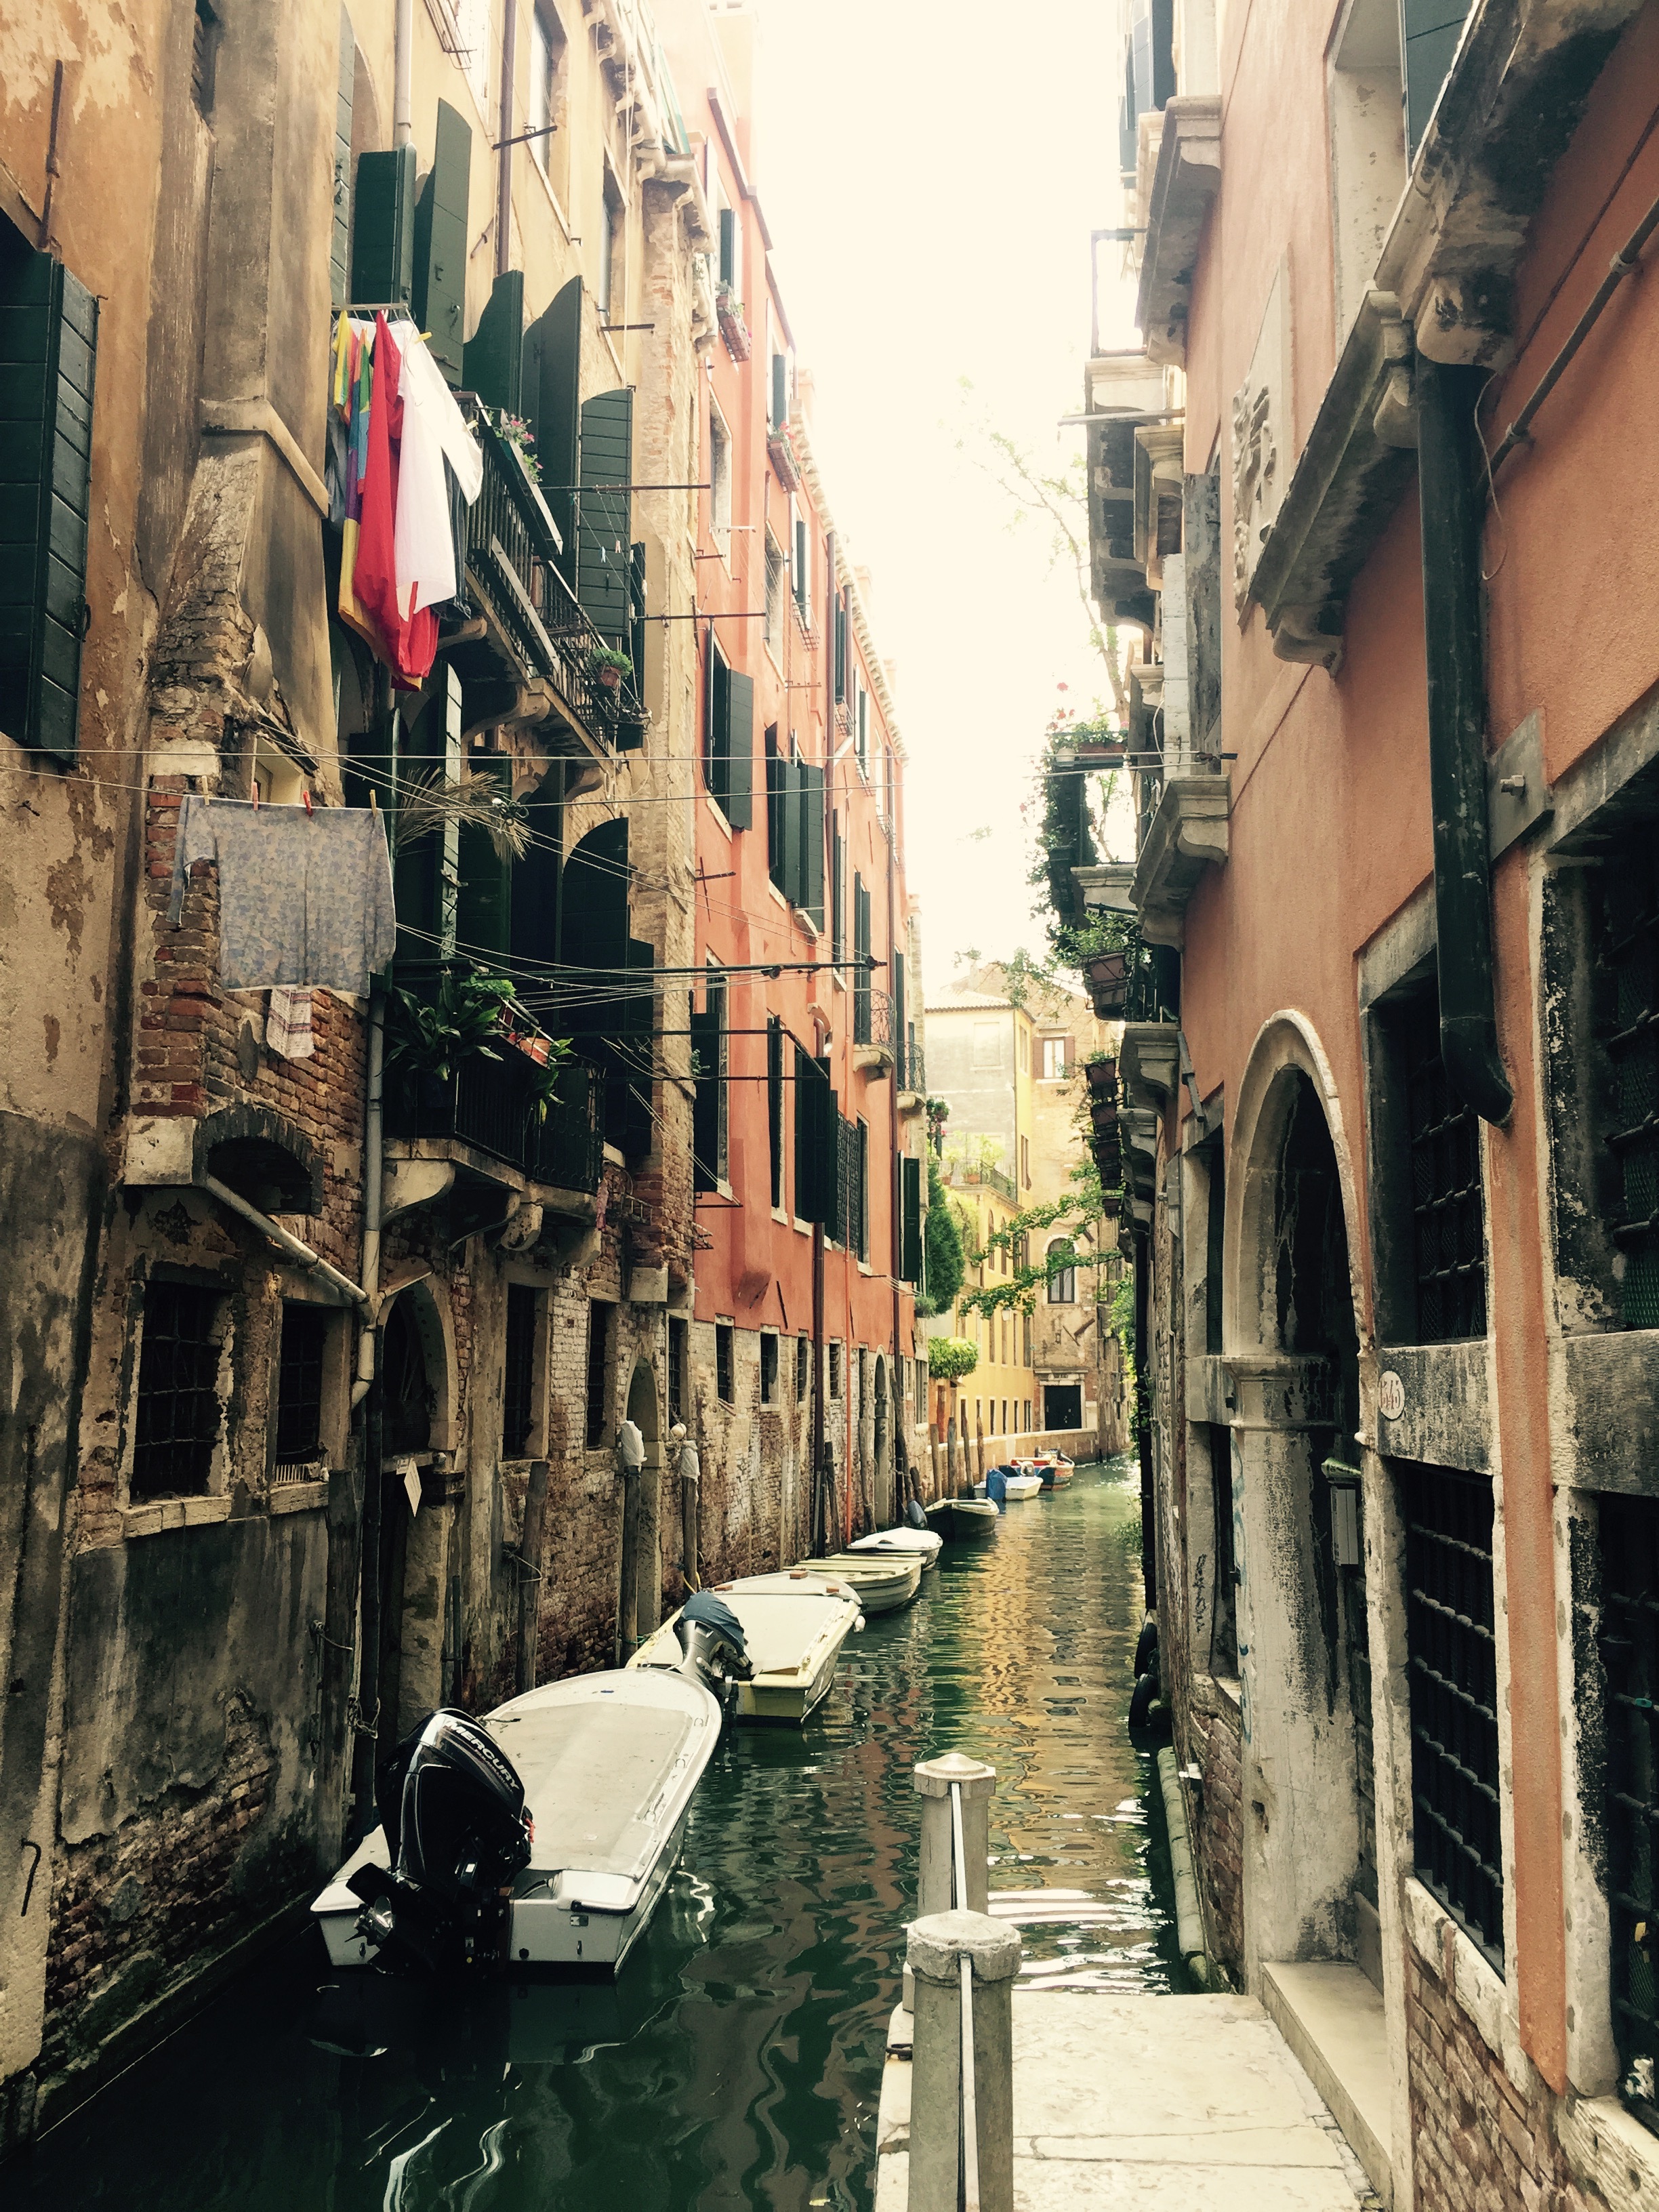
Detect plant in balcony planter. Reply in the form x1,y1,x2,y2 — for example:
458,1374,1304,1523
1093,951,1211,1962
386,968,519,1086
1084,1052,1118,1093
587,644,634,691
494,412,541,484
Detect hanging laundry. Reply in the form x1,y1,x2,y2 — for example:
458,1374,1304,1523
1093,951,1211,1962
350,313,408,671
396,334,484,620
168,796,398,995
266,986,316,1061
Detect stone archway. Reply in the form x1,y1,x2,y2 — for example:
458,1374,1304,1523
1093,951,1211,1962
377,1277,462,1737
1223,1014,1379,1985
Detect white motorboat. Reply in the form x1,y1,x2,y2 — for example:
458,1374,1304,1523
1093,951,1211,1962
798,1549,923,1614
632,1570,863,1723
1003,1471,1044,1500
849,1525,943,1571
312,1631,740,1975
927,1494,1000,1540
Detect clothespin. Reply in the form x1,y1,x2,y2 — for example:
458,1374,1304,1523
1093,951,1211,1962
251,779,260,811
369,790,379,814
302,788,314,815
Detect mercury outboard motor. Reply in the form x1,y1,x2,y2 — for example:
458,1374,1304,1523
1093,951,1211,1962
348,1709,531,1975
655,1589,753,1703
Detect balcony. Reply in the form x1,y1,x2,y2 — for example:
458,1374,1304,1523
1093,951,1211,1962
854,983,896,1073
897,1034,926,1108
1130,771,1230,947
457,406,634,762
767,425,802,492
1134,97,1221,367
386,1044,605,1212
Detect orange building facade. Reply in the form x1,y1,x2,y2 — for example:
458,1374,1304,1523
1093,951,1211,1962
1084,0,1659,2203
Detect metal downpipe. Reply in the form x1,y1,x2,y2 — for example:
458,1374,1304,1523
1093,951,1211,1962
1416,357,1513,1127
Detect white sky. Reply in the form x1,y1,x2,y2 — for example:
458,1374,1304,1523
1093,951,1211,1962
752,0,1141,998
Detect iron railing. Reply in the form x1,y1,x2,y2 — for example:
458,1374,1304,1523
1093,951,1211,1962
461,406,630,749
949,1162,1017,1204
388,1043,604,1194
1591,855,1659,1327
898,1033,926,1094
1399,991,1488,1339
854,981,894,1052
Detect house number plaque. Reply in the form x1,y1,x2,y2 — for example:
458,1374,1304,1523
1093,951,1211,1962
1378,1370,1406,1421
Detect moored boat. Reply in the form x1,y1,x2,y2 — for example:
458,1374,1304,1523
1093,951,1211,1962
311,1659,732,1977
926,1494,1000,1540
849,1525,943,1572
632,1570,863,1723
1003,1470,1044,1500
798,1549,923,1614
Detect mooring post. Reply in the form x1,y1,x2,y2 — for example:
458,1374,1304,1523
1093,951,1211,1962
906,1908,1021,2212
914,1753,995,1916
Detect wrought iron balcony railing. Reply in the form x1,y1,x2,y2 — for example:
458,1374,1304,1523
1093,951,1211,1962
897,1034,926,1094
854,981,894,1052
387,1042,605,1195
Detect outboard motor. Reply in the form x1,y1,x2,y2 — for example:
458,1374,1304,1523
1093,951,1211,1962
662,1589,753,1702
348,1709,531,1975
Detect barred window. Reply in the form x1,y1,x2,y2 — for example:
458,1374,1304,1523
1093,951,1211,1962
132,1282,221,1500
1401,1461,1503,1965
716,1322,735,1405
668,1316,689,1428
502,1285,537,1458
585,1300,611,1448
1597,1493,1659,2129
760,1332,779,1404
796,1333,810,1400
1400,992,1487,1340
1591,857,1659,1328
274,1303,328,1467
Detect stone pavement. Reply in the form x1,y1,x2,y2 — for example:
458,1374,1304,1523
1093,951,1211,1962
874,1990,1382,2210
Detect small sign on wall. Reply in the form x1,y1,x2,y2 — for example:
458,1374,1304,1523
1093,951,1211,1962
1378,1370,1406,1421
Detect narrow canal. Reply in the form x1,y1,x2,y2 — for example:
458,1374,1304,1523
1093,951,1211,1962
13,1454,1180,2211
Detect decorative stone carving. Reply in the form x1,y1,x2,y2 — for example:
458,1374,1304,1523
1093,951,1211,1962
1231,262,1290,618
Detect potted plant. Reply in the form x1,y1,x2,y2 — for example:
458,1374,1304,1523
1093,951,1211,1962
587,644,634,692
1084,1052,1118,1094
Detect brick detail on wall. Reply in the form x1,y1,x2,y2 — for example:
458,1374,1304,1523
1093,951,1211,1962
1187,1680,1244,1982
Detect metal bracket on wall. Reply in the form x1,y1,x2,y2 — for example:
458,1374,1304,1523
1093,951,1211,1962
1488,711,1552,862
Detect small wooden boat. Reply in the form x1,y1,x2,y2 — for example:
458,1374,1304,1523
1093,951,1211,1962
1039,1454,1076,1490
798,1549,924,1614
632,1571,863,1723
312,1666,725,1975
926,1495,1000,1540
849,1525,943,1572
1003,1471,1044,1500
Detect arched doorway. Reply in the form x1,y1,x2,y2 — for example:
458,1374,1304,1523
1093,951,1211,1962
617,1355,662,1657
376,1284,457,1739
1227,1025,1376,1983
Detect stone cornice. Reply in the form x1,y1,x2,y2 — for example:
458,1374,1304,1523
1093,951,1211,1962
1130,774,1230,946
1136,96,1222,367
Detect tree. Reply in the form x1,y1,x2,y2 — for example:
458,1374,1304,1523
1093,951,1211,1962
958,1157,1120,1319
926,1336,980,1383
916,1152,964,1317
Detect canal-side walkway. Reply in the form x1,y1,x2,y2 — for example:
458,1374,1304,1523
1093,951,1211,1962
875,1988,1382,2209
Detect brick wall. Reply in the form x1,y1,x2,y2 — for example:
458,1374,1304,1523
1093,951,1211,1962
1186,1683,1244,1981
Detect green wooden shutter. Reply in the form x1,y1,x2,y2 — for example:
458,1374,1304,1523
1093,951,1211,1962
767,1015,784,1210
464,268,525,413
0,240,98,760
413,101,471,382
457,752,513,958
830,815,844,962
718,207,737,289
627,540,648,726
794,1054,838,1225
853,875,872,1041
834,594,846,702
350,142,416,304
779,757,802,906
578,387,632,640
525,276,581,577
724,668,754,830
801,763,825,930
692,1008,721,1193
510,761,562,963
706,644,729,805
901,1155,922,1284
331,11,354,310
771,352,787,430
893,952,907,1084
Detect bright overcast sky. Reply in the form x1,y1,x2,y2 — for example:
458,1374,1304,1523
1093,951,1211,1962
752,0,1141,998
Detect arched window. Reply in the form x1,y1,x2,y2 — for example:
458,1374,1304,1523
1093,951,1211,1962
1046,1238,1076,1304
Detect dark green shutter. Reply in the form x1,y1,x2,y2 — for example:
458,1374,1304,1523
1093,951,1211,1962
767,1016,784,1210
794,1053,837,1225
801,762,825,929
331,11,354,310
692,1008,721,1193
779,760,802,907
350,142,416,304
718,207,737,288
853,876,872,1042
525,276,581,575
413,101,471,381
510,760,562,963
0,241,98,760
766,729,784,889
1401,0,1471,156
626,539,648,742
706,642,729,802
901,1155,922,1284
457,752,513,957
464,268,525,413
771,352,787,430
830,813,844,961
578,387,632,639
893,952,907,1084
724,668,754,830
834,594,846,702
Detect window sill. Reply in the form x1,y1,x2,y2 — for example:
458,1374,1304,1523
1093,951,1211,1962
269,1477,329,1516
123,1493,234,1538
1401,1874,1507,2062
1557,2093,1659,2205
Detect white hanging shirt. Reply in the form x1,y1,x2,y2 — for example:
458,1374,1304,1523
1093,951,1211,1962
394,331,485,618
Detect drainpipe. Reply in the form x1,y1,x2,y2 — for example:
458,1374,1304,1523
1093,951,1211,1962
353,989,385,1407
202,1176,369,1308
393,0,413,148
348,987,387,1835
1416,358,1513,1126
495,0,518,280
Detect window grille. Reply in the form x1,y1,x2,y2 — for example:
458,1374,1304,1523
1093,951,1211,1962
760,1333,779,1404
1401,1461,1503,1966
274,1303,328,1470
1591,858,1659,1328
1597,1493,1659,2129
716,1322,735,1405
828,1342,842,1398
585,1302,610,1448
1400,993,1487,1339
132,1282,221,1500
797,1334,810,1401
502,1285,537,1457
668,1317,689,1429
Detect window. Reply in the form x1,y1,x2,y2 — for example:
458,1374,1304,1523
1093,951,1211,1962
760,1333,779,1404
717,200,740,295
131,1282,222,1500
1401,1461,1503,1967
585,1300,611,1448
828,1342,842,1397
793,513,810,619
1021,1134,1031,1188
502,1284,538,1457
716,1322,735,1405
1328,0,1406,334
797,1334,810,1400
703,641,753,830
692,967,729,1192
767,1014,785,1210
763,531,785,654
1018,1027,1029,1073
1595,1493,1659,2129
770,348,789,432
1591,850,1659,1327
1208,1425,1237,1674
1203,1136,1226,1355
1046,1240,1076,1303
1044,1382,1082,1429
856,683,869,777
1399,989,1487,1340
766,743,824,918
668,1315,689,1428
274,1303,329,1469
192,0,220,117
852,874,872,1043
708,401,732,554
598,170,623,318
528,5,567,184
1041,1037,1068,1081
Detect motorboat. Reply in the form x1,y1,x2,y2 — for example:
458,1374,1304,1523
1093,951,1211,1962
1003,1470,1044,1500
849,1525,943,1572
926,1494,1000,1540
311,1597,749,1977
797,1549,923,1614
1017,1453,1076,1490
632,1570,863,1723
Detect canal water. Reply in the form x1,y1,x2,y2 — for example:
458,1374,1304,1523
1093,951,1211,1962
13,1454,1180,2212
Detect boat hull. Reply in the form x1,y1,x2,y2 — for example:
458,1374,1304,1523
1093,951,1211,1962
927,1498,1000,1540
632,1572,862,1727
